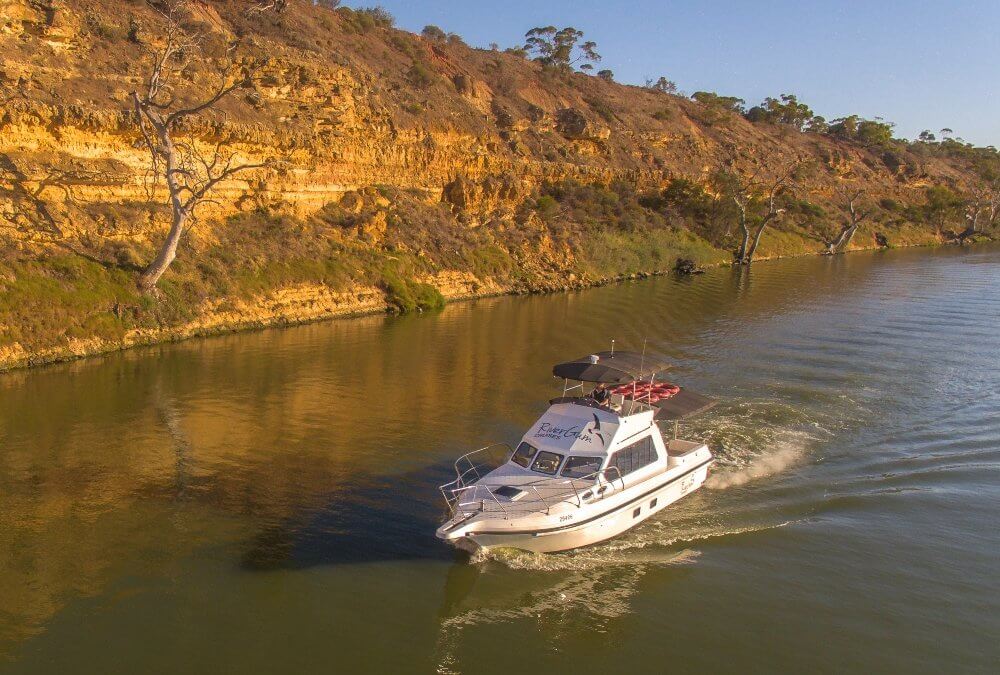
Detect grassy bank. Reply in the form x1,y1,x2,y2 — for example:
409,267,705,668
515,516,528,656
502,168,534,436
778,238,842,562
0,193,978,373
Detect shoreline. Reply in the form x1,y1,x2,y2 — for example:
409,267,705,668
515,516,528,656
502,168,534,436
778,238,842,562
0,239,987,374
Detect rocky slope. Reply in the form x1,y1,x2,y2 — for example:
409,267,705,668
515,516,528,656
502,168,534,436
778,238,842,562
0,0,994,370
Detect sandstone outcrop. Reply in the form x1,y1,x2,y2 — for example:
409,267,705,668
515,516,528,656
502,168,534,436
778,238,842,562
0,0,992,370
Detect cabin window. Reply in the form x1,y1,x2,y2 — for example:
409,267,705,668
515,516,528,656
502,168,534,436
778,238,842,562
511,442,538,468
560,456,603,479
608,435,658,477
530,451,564,475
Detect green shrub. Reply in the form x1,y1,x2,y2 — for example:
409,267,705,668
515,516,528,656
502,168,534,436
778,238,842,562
85,14,126,41
422,25,447,42
661,178,712,219
407,62,435,89
535,195,560,219
388,33,417,58
380,267,444,313
583,96,615,123
336,7,375,33
690,91,745,114
358,6,394,27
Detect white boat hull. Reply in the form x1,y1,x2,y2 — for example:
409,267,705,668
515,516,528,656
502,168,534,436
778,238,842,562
439,456,711,554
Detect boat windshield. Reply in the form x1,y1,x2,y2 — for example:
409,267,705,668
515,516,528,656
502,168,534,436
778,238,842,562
530,451,564,475
511,442,538,468
560,456,603,479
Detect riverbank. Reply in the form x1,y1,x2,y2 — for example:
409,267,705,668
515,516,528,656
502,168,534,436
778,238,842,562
2,235,986,373
5,1,997,372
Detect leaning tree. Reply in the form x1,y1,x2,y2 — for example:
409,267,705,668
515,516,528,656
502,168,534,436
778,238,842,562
954,181,1000,244
825,186,871,254
132,1,269,290
716,157,801,265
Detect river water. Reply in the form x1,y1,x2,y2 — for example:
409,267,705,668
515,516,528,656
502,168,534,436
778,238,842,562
1,245,998,674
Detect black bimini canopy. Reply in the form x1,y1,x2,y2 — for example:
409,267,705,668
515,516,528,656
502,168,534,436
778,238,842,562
552,350,672,384
653,388,717,421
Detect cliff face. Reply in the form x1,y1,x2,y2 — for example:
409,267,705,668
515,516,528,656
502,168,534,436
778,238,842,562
0,0,990,369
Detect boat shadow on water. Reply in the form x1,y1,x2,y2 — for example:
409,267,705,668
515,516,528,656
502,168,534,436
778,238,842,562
238,458,466,570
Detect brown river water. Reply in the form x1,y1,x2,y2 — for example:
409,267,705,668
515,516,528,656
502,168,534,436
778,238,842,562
1,245,998,673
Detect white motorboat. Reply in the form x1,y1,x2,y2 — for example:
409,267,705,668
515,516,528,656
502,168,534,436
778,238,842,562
436,349,716,554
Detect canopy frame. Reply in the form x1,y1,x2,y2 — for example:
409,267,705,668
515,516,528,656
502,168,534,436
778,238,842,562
552,350,672,384
552,349,716,422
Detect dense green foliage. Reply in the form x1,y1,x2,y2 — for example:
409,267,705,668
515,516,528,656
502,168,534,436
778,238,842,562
421,25,447,42
745,94,816,130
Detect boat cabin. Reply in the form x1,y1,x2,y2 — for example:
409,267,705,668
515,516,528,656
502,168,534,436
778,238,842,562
495,350,716,486
436,349,717,553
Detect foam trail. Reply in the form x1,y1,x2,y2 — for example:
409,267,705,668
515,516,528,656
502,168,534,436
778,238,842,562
706,444,804,489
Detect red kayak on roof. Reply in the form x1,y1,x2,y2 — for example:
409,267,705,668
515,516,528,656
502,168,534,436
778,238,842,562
609,381,681,403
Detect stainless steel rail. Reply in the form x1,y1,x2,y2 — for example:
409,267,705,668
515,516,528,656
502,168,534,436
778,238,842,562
439,446,628,521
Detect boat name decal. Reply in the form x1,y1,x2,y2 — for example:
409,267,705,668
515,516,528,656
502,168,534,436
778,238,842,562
533,414,606,447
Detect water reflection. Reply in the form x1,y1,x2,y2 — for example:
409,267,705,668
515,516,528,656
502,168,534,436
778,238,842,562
2,245,999,672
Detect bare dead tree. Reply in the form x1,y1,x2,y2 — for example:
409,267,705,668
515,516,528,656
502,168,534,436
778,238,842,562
955,189,986,245
244,0,288,16
984,179,1000,230
132,1,268,290
825,187,871,254
722,159,800,265
949,180,1000,244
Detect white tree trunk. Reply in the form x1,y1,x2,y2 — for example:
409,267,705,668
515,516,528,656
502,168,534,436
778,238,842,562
139,124,189,290
139,208,187,289
735,200,750,264
746,222,768,262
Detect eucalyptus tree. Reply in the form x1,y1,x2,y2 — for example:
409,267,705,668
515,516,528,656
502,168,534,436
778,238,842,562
825,187,871,254
715,158,801,265
523,26,601,72
131,1,269,290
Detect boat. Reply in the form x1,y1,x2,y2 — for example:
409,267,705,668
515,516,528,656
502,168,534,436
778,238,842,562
436,349,717,554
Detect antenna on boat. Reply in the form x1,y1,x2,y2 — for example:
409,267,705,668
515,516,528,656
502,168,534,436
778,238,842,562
631,339,648,412
610,338,615,356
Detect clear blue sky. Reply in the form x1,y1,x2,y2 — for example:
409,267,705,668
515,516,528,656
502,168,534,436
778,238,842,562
341,0,1000,146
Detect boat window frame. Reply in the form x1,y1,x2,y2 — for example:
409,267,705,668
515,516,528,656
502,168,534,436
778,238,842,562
530,450,565,476
607,433,658,477
559,455,604,479
510,442,538,468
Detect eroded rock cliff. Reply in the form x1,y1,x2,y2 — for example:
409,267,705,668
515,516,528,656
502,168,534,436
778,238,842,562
0,0,992,369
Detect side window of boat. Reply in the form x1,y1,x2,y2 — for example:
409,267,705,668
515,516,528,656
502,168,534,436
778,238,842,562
530,451,564,475
560,456,603,479
608,435,658,477
511,442,538,468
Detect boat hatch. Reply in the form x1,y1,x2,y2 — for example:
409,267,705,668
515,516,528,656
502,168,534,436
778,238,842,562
493,485,526,500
